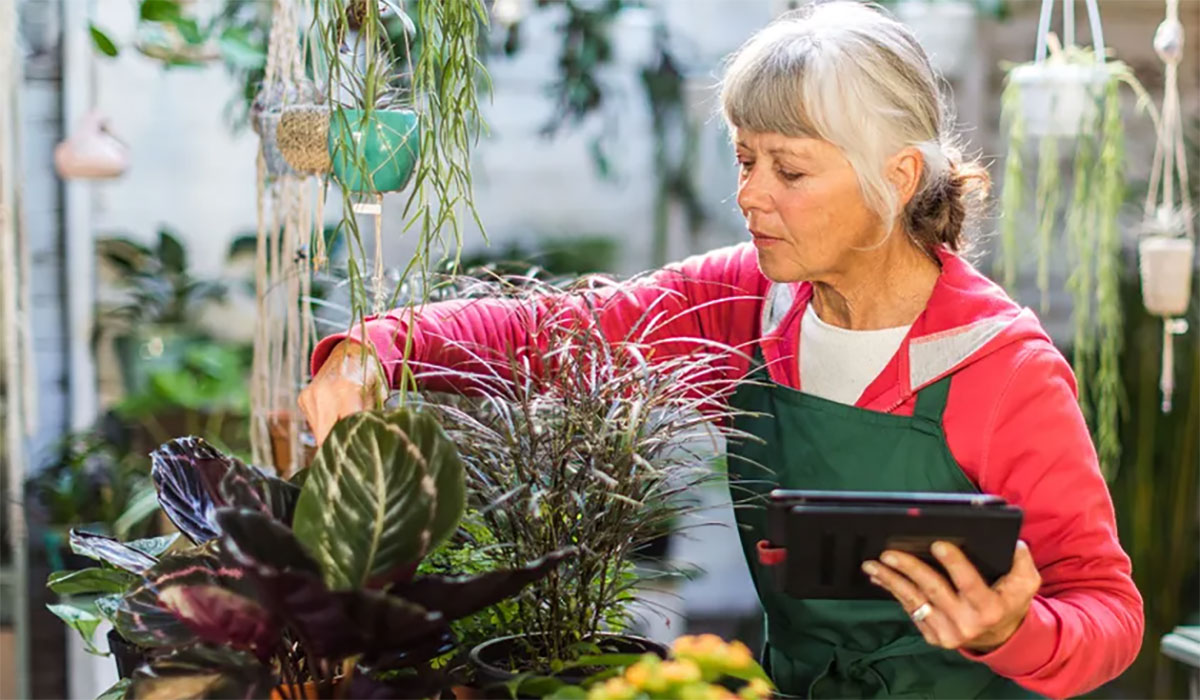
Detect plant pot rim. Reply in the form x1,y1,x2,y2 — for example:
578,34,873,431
1009,60,1109,83
468,632,668,683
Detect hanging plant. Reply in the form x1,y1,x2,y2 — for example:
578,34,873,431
995,0,1155,477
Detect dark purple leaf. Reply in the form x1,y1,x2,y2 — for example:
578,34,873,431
128,645,272,700
390,548,574,621
219,466,300,524
335,589,448,656
150,437,226,543
215,508,320,575
261,569,362,659
158,585,278,661
70,530,158,574
114,546,253,650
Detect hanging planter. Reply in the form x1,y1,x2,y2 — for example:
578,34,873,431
329,108,420,193
53,110,130,180
995,0,1154,476
277,104,333,174
1136,0,1195,414
251,84,301,178
1008,60,1108,138
1004,0,1112,138
891,0,978,80
1138,233,1194,319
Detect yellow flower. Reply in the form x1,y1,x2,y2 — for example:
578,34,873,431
739,677,774,700
588,677,636,700
624,663,652,689
724,641,754,670
661,659,702,684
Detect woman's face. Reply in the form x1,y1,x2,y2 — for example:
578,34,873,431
734,129,886,284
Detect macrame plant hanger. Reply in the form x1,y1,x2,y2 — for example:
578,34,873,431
251,0,323,475
1139,0,1194,413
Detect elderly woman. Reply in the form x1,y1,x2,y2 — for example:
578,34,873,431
298,2,1142,697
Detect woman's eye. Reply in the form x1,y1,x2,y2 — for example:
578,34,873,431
779,169,804,182
737,159,754,173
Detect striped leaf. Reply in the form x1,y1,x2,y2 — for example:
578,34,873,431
292,409,465,590
70,530,158,574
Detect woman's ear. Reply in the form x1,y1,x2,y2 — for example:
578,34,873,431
886,147,925,207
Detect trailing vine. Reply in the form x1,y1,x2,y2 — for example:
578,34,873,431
998,47,1152,477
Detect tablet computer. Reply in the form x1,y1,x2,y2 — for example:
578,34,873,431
760,489,1022,600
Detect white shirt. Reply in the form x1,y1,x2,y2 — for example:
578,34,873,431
799,304,912,405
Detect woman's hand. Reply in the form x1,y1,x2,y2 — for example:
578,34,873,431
297,340,388,445
862,540,1041,653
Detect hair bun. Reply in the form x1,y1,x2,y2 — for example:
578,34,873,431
905,149,990,257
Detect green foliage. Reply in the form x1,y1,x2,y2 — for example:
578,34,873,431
417,513,518,651
87,0,270,126
420,275,753,671
27,430,157,538
293,408,466,590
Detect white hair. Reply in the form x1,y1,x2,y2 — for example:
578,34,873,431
720,1,981,251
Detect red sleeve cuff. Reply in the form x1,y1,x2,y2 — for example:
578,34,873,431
309,317,407,386
960,597,1060,678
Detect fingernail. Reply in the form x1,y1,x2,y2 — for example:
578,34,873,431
862,562,878,576
932,542,949,557
1016,540,1029,551
869,576,881,586
881,553,898,567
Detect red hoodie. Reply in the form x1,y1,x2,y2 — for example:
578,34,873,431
312,242,1144,698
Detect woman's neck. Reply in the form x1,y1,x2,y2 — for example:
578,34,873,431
809,242,941,330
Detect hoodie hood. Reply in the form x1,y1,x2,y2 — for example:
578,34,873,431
759,248,1052,410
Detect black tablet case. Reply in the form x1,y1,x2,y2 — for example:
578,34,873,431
764,490,1023,600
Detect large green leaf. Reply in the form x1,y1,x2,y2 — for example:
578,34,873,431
47,602,107,655
292,409,465,590
48,567,138,596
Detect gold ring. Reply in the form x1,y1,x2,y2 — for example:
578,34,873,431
910,602,933,623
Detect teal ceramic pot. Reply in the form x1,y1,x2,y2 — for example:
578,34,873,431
328,108,419,193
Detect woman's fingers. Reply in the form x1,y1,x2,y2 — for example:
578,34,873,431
929,541,993,611
877,550,973,622
863,559,956,647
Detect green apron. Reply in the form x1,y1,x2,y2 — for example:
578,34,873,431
727,352,1036,698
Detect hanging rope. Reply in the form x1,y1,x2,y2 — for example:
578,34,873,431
1141,0,1194,414
251,0,320,474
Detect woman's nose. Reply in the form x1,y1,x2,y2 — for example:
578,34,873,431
736,170,770,217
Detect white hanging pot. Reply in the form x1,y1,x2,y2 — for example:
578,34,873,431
892,0,977,80
1139,235,1195,318
1009,61,1108,138
1010,0,1110,138
53,110,130,180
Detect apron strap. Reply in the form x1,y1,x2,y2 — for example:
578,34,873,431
912,375,953,423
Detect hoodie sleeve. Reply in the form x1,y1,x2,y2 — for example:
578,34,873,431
310,243,765,393
960,343,1144,697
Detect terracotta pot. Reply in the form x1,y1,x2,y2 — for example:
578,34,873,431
451,685,484,700
53,110,129,179
268,412,317,477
